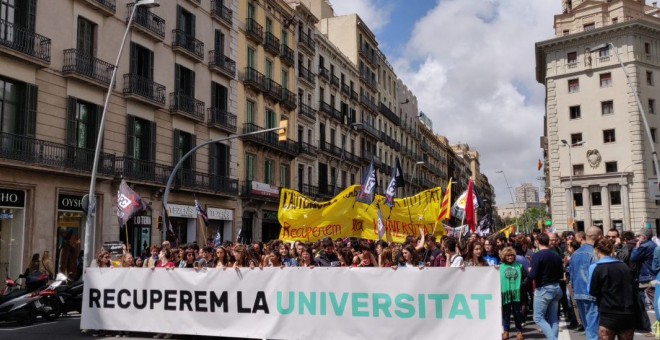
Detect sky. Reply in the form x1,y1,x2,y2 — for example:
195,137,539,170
330,0,563,206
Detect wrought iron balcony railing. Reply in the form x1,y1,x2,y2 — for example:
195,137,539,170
330,74,339,88
243,67,266,92
360,70,378,90
0,19,51,64
0,131,115,175
211,0,232,27
379,102,400,125
298,141,317,157
169,92,205,121
240,180,280,201
298,102,316,121
351,90,359,101
240,123,299,157
264,32,280,55
355,120,380,139
360,94,379,114
298,30,315,52
114,156,171,184
207,107,237,133
341,83,350,96
298,64,315,85
318,66,329,80
264,78,282,102
128,3,165,40
245,18,263,44
299,184,319,198
172,29,204,61
280,44,294,67
85,0,116,15
281,88,297,110
208,50,236,78
62,49,114,86
359,43,378,66
123,74,166,106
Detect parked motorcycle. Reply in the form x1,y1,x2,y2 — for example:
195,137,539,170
34,273,69,320
0,272,49,325
53,274,83,316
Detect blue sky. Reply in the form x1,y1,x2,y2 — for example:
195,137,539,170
331,0,563,206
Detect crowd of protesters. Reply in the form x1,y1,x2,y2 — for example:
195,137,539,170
87,224,660,340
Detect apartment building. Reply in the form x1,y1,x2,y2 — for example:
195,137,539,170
515,183,540,203
0,0,242,277
397,80,422,196
537,0,660,232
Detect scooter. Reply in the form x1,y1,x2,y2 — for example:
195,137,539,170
53,275,83,316
0,273,49,325
34,273,69,320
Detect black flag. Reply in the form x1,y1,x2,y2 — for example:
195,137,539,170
356,159,377,204
384,158,404,208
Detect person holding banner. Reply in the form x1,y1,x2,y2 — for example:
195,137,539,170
444,237,464,268
214,247,231,269
154,249,175,269
299,247,314,268
315,237,341,267
279,244,299,267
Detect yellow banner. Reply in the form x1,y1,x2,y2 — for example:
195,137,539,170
278,185,445,243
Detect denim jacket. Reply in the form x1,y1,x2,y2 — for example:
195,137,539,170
569,243,596,301
631,239,657,283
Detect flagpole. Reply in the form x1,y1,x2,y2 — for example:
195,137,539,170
124,223,129,253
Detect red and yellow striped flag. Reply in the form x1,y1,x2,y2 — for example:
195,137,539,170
437,178,452,221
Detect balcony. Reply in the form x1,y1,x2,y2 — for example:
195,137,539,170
240,123,299,158
299,184,319,198
360,70,378,91
351,90,359,102
264,32,280,55
0,131,115,176
0,19,51,66
330,74,339,89
128,3,165,41
83,0,116,16
243,67,266,93
298,65,315,87
207,107,237,134
280,44,294,67
318,101,341,122
186,0,201,6
245,18,263,44
359,43,378,67
298,141,317,158
172,29,204,62
264,78,282,102
123,74,166,107
62,49,114,88
208,50,236,78
341,83,350,96
319,141,342,159
114,157,170,184
360,94,379,114
298,30,315,54
240,180,280,202
175,168,238,197
360,149,381,165
281,88,297,111
354,121,380,139
379,102,400,125
211,0,232,27
298,102,316,121
318,66,329,81
169,92,205,122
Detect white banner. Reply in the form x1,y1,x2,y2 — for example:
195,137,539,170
82,267,501,339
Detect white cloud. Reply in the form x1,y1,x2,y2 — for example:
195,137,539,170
329,0,393,33
393,0,561,205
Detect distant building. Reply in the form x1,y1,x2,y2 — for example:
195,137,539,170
497,202,546,220
515,183,539,203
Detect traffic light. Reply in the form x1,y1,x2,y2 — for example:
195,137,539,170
545,219,552,226
278,120,288,142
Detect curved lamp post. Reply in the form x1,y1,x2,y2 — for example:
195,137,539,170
83,0,160,268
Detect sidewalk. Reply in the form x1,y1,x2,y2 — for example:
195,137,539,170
558,310,657,340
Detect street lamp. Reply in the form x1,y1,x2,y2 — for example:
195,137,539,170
591,43,660,190
561,139,585,229
82,0,160,268
495,170,518,228
410,160,424,196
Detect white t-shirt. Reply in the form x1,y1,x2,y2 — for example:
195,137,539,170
449,254,464,268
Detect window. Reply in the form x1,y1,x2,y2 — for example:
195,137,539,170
591,191,602,206
247,47,255,68
605,161,618,173
66,97,101,150
573,164,584,176
569,105,581,119
600,73,612,87
211,82,228,112
174,64,195,97
650,99,656,114
246,100,255,124
265,109,276,143
77,17,96,57
0,75,37,137
173,129,195,171
571,133,583,145
281,69,288,90
610,190,621,205
598,46,610,58
176,6,195,37
573,192,583,207
563,30,569,36
281,29,287,46
583,23,595,31
209,142,230,179
647,71,654,86
214,30,225,54
265,59,273,78
652,128,657,143
280,163,289,188
126,115,155,162
612,17,618,24
603,129,616,143
264,159,274,184
601,100,614,115
568,79,579,93
130,43,154,80
245,153,255,181
645,42,651,55
567,52,577,64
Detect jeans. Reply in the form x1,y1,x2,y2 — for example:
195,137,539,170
637,287,652,332
533,284,563,340
575,299,599,340
502,302,523,332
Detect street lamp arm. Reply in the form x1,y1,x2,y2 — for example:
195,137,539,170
161,126,282,240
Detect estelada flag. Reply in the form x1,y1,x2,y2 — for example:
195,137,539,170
117,179,147,225
356,159,377,205
437,178,452,221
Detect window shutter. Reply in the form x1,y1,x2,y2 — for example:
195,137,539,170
174,64,181,92
220,85,227,111
211,82,217,108
191,13,196,37
220,143,229,177
149,120,156,161
23,83,38,137
173,129,180,165
176,6,182,31
66,97,78,146
209,143,218,176
129,43,137,75
92,103,103,150
191,70,196,98
26,0,37,32
126,115,136,156
190,133,196,171
148,49,154,81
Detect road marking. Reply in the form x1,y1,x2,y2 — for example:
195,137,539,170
0,321,58,331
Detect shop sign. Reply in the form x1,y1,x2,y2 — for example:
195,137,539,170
263,210,278,220
0,213,13,219
133,215,152,225
167,204,196,218
58,194,84,211
0,188,25,208
207,208,233,221
250,181,279,198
